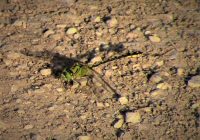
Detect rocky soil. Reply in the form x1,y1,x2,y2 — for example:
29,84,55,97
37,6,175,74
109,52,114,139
0,0,200,140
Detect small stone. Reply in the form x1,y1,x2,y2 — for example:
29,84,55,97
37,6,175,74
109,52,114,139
118,97,128,105
13,20,27,28
150,74,162,83
24,124,34,130
188,75,200,88
156,82,171,90
96,30,103,36
94,16,101,22
112,66,118,69
16,99,22,103
66,27,77,35
156,60,164,66
126,30,144,39
74,33,80,39
96,102,104,108
129,24,136,30
144,30,151,35
56,88,64,92
6,52,21,59
0,120,7,130
114,118,124,128
79,136,93,140
40,69,52,76
149,35,161,43
177,68,184,76
150,89,167,98
105,70,113,77
17,110,25,114
80,114,87,120
143,107,152,113
56,24,67,28
191,102,200,109
43,29,55,37
71,82,79,89
48,105,57,111
90,56,102,64
78,78,88,86
125,112,141,124
51,34,62,41
104,103,110,107
4,59,13,65
106,18,118,28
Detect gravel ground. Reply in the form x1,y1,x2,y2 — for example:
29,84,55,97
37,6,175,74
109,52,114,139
0,0,200,140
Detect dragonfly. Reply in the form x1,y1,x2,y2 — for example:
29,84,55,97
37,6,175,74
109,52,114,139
21,42,143,97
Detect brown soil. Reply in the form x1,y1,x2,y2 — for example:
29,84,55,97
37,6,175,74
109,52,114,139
0,0,200,140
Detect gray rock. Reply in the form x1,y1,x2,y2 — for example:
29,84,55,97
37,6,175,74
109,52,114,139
188,75,200,88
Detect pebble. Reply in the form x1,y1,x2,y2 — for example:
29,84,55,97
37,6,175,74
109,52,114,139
16,99,22,103
114,118,124,128
191,102,200,109
188,75,200,88
118,97,129,105
150,74,162,83
13,20,27,28
6,52,21,59
156,82,172,90
43,29,55,37
78,78,88,86
143,107,152,113
74,33,80,39
105,70,113,77
177,68,184,76
79,136,93,140
66,27,78,35
56,88,64,92
90,56,102,64
17,110,25,114
48,105,57,111
106,18,118,27
156,60,164,66
40,68,52,76
0,120,7,130
56,24,67,28
71,82,79,89
150,89,167,98
125,112,141,124
24,124,34,130
3,59,13,66
51,34,62,41
144,30,151,35
94,16,101,22
126,30,144,39
149,35,161,43
96,102,104,108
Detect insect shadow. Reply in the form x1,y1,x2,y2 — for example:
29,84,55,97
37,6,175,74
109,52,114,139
21,43,126,98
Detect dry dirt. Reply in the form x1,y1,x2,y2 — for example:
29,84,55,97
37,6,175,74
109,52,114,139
0,0,200,140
